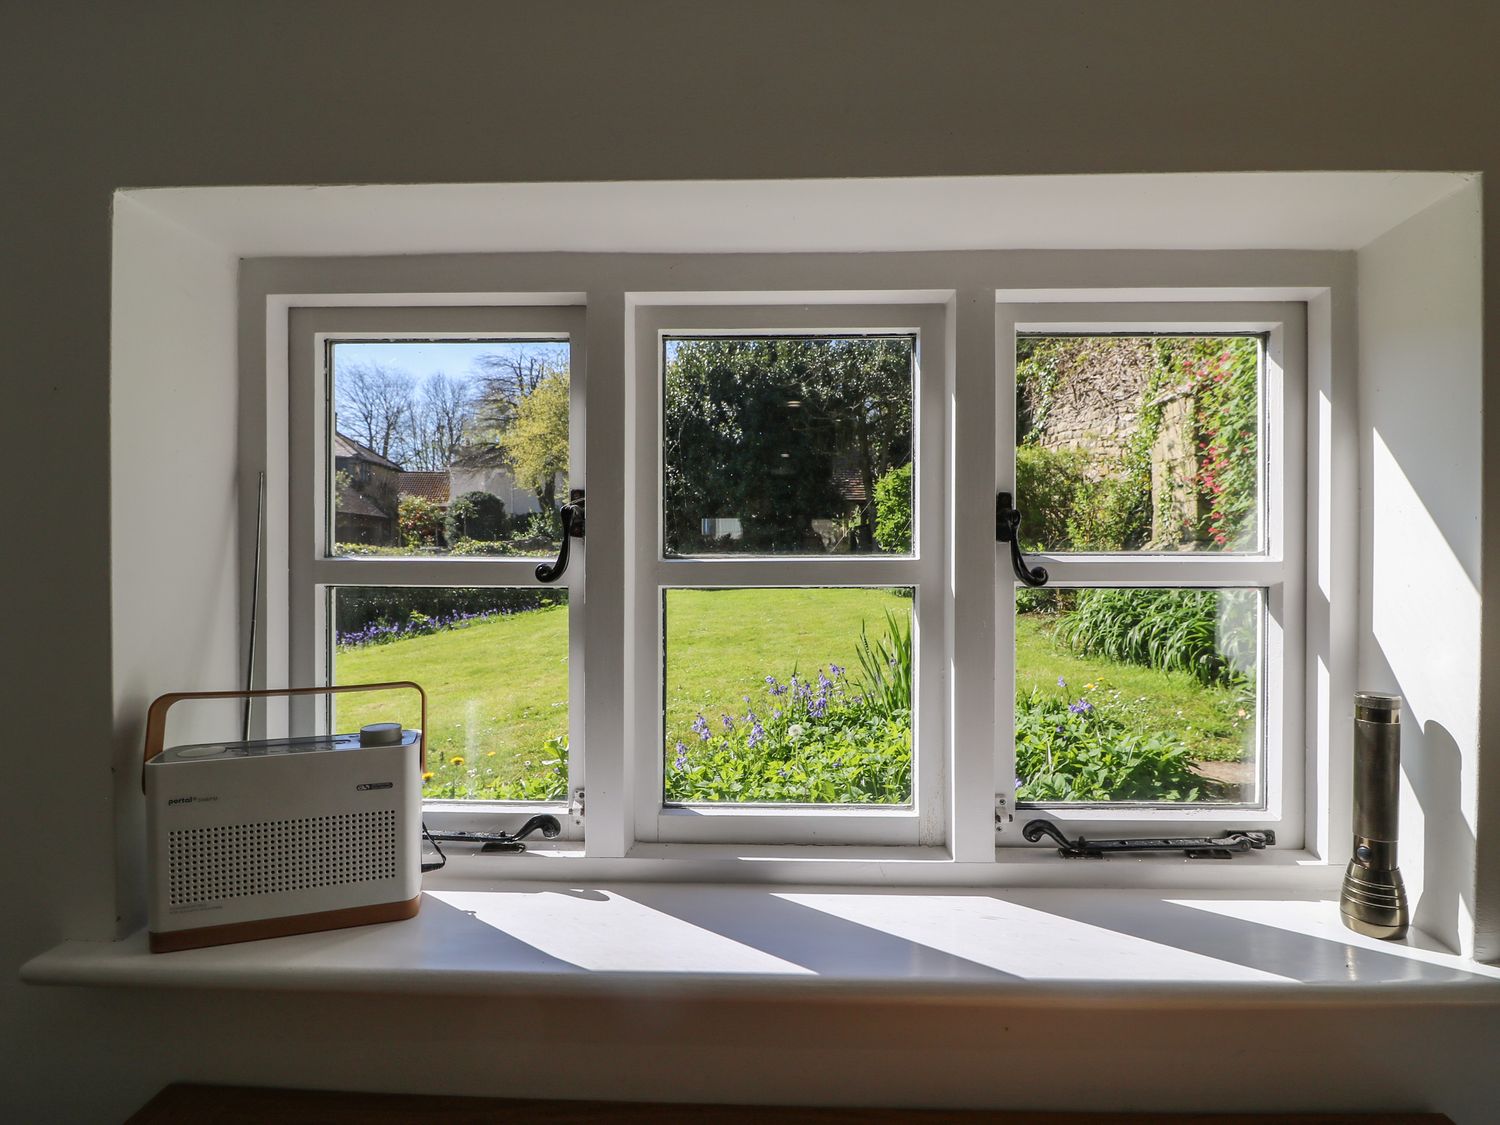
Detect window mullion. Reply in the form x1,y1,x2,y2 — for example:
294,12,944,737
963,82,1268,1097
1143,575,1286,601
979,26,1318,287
947,292,1001,861
580,289,632,857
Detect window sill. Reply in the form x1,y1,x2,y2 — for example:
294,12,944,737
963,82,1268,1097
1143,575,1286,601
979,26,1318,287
22,883,1500,1009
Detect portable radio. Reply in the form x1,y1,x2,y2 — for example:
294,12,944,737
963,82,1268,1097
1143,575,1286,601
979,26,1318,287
141,683,427,953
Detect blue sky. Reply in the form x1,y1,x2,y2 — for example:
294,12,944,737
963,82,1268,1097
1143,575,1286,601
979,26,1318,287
331,340,568,389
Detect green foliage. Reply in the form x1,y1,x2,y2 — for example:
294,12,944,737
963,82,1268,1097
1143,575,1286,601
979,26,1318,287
855,608,912,718
662,337,912,554
1015,687,1201,802
1014,444,1150,551
500,369,570,498
1180,337,1259,548
872,462,913,552
666,664,911,804
1054,588,1254,689
444,490,509,543
398,494,444,548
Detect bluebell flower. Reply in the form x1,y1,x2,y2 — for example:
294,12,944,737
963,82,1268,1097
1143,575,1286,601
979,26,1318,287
829,663,844,677
1057,675,1067,688
692,713,711,741
673,741,689,770
1068,698,1094,715
748,722,765,748
721,714,735,730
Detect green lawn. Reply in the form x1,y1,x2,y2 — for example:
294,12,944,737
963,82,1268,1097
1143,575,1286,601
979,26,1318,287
333,591,1249,799
335,604,570,795
1016,612,1251,763
663,587,911,740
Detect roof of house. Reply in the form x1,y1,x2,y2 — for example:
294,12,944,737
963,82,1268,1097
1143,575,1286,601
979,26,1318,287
333,431,402,471
336,488,393,521
399,470,451,504
835,469,869,504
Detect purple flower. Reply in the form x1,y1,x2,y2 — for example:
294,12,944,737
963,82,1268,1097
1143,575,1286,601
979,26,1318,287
673,741,689,770
1069,698,1093,715
692,713,711,741
748,722,765,748
721,714,735,730
1057,675,1067,688
829,664,845,677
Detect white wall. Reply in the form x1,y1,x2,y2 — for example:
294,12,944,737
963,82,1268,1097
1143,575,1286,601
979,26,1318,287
4,3,1500,1122
1357,184,1485,957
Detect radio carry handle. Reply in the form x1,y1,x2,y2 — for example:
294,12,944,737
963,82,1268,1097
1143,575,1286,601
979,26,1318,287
140,681,427,793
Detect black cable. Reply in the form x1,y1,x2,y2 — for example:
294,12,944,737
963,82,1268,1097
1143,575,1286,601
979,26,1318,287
420,820,447,873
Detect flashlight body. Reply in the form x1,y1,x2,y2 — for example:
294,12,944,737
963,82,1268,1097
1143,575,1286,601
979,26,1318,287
1340,692,1409,940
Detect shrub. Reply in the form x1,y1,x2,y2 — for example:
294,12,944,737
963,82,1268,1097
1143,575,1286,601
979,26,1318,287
1054,588,1254,689
872,463,913,552
333,586,562,637
1014,444,1151,552
398,495,444,548
444,491,509,543
1015,687,1200,802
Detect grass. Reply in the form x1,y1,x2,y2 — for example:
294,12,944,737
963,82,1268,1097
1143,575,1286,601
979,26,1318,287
335,603,569,793
1017,612,1251,763
332,591,1250,798
663,588,911,742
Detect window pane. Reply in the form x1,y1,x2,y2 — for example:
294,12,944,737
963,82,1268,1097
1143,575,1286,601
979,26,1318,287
663,587,913,804
663,336,915,556
1014,587,1260,806
329,339,568,559
1015,336,1262,552
331,586,568,801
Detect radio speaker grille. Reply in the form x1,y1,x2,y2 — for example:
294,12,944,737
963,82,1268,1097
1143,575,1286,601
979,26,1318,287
167,811,398,907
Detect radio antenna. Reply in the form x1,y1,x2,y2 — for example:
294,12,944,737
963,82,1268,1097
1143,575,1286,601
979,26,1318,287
242,470,266,742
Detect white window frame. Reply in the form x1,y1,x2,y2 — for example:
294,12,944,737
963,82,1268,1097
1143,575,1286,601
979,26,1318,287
286,304,588,838
629,303,949,846
256,255,1338,880
996,302,1307,846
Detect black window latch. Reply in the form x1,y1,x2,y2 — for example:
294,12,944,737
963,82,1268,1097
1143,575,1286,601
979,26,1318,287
996,492,1049,587
1023,819,1275,860
535,489,585,583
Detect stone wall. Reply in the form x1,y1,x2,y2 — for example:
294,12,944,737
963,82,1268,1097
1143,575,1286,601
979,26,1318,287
1022,337,1204,548
1022,337,1155,471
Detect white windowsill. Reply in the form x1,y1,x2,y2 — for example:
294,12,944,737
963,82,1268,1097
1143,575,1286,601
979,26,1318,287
21,883,1500,1008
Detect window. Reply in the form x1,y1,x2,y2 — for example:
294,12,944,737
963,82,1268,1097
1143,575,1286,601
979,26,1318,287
279,275,1312,862
998,303,1306,842
630,305,947,846
288,306,586,835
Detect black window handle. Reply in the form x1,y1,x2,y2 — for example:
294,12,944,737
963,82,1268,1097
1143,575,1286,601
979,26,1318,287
535,489,585,583
996,492,1049,587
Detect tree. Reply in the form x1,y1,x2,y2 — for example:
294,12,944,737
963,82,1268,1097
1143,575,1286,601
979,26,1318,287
406,372,475,471
472,345,568,429
498,370,569,512
444,491,509,543
335,361,416,463
662,338,912,554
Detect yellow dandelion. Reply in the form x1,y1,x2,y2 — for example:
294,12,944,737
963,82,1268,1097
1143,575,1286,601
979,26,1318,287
1084,683,1096,691
450,755,465,767
485,751,496,757
421,771,434,782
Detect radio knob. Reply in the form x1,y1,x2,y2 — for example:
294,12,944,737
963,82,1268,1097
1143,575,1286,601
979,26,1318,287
359,722,403,747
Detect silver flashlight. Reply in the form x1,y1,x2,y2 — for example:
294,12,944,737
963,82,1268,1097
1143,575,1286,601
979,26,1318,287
1340,691,1409,940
